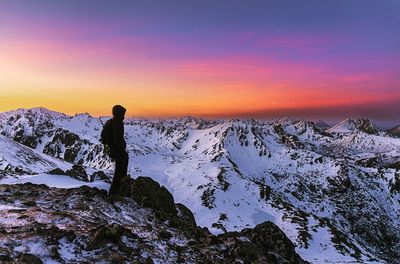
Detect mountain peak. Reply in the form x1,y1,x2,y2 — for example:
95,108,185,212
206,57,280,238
1,107,67,119
73,112,93,119
388,125,400,137
327,117,380,134
315,120,331,130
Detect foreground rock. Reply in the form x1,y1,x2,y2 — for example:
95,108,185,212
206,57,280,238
0,178,307,263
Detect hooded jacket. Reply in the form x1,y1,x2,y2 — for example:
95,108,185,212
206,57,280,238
111,105,127,154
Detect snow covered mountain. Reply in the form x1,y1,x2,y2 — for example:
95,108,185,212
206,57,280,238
1,107,400,263
326,118,382,135
315,120,331,130
388,125,400,137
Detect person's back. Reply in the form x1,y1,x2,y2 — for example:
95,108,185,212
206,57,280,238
107,105,129,195
110,106,126,157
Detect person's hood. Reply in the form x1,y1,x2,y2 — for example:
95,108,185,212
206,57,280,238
112,105,126,121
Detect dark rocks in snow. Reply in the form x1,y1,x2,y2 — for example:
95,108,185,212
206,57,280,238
66,164,88,181
4,164,29,175
48,168,66,175
356,157,381,168
120,176,197,230
259,184,272,201
201,187,216,209
13,128,39,149
0,247,12,262
386,161,400,170
43,128,83,162
355,118,380,134
390,172,400,194
64,145,81,163
175,203,197,228
216,167,230,191
121,176,176,215
273,124,305,149
218,221,306,263
0,181,307,263
87,224,129,250
90,170,110,182
16,253,43,264
54,128,79,147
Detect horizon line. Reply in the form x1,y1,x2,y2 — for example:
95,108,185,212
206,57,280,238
1,106,399,129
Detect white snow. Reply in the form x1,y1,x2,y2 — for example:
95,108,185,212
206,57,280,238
0,173,109,190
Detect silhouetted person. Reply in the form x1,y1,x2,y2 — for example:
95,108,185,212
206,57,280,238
102,105,129,195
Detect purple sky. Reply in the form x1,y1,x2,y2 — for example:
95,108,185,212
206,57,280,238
0,1,399,127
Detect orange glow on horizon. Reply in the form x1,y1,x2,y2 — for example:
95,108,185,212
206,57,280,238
1,26,399,119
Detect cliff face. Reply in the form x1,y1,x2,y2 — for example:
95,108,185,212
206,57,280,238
0,177,307,264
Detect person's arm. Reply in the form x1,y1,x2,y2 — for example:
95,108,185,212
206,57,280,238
113,120,126,152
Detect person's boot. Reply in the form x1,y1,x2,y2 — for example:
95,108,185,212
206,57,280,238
108,185,124,202
120,175,131,185
109,195,124,202
107,193,125,202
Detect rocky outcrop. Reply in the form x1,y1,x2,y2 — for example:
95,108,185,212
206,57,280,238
90,170,110,182
0,180,307,264
43,128,87,163
273,124,305,149
217,221,305,263
120,176,200,234
121,177,178,217
65,165,88,181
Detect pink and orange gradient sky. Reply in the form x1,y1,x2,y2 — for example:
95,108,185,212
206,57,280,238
0,1,399,126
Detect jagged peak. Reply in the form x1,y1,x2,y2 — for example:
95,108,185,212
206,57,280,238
326,117,380,134
73,112,93,118
273,116,296,124
177,115,198,122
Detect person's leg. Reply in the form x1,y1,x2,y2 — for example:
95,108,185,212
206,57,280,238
109,151,129,195
122,151,129,178
109,155,123,195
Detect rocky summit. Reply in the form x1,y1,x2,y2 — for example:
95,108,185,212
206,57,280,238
0,177,307,264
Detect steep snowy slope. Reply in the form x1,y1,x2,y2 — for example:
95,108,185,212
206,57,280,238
0,108,112,169
0,134,70,175
1,108,399,263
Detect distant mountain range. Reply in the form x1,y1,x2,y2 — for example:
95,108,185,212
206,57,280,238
0,107,399,263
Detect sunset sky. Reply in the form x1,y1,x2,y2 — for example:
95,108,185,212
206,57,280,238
0,1,399,126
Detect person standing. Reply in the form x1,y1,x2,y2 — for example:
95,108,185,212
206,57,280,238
101,105,129,195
